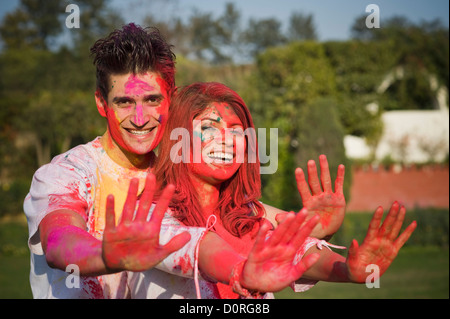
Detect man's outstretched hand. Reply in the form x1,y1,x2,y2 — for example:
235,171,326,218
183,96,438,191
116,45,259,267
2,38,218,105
102,174,191,272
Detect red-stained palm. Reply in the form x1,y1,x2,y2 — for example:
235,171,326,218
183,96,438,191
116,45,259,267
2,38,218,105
241,209,320,293
346,202,417,283
293,154,346,238
102,174,191,272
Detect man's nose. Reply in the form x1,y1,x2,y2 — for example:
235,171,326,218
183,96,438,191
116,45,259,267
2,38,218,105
132,103,146,126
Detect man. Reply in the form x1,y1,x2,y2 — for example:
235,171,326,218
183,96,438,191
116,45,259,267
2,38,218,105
24,23,346,299
24,23,194,299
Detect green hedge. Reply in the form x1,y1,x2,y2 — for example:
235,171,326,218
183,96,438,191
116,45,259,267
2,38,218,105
330,208,449,249
0,179,31,218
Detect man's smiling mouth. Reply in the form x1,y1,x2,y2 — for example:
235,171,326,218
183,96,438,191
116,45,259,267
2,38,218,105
124,127,156,136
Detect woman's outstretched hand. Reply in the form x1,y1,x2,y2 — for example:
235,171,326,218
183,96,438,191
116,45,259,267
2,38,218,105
240,209,320,293
294,154,346,239
346,202,417,283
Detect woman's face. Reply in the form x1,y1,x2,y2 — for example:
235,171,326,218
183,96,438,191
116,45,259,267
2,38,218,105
188,102,247,186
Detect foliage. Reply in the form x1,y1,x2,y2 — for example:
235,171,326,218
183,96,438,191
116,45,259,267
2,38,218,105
0,1,448,218
332,208,449,249
242,41,348,210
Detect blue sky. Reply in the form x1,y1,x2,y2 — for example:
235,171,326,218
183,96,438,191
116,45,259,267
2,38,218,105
1,0,449,41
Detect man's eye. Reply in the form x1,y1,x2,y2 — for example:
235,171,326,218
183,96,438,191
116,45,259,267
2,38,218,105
146,97,162,106
116,101,133,107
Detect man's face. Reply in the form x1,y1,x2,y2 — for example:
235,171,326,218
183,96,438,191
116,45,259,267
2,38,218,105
98,72,169,156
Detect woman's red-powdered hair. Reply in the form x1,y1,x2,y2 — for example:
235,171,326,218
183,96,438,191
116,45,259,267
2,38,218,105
153,82,265,237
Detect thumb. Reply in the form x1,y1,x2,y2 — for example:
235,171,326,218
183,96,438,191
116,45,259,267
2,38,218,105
275,213,288,224
348,239,359,258
161,232,191,255
293,252,320,279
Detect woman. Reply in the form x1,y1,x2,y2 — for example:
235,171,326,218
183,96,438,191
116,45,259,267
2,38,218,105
133,82,416,299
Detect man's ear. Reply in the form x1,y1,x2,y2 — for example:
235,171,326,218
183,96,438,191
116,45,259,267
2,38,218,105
95,90,107,117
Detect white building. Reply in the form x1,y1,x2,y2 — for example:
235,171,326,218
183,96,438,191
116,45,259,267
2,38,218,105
344,69,449,164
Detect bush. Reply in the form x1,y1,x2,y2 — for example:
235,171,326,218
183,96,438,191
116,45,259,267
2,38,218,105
330,208,449,249
0,179,30,218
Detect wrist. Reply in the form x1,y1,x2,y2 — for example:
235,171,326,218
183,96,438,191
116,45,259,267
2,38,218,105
229,260,262,299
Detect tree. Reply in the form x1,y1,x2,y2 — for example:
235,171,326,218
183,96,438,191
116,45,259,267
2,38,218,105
241,18,286,58
0,0,67,50
243,41,343,210
287,12,317,41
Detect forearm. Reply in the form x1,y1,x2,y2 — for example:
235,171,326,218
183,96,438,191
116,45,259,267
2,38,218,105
44,224,112,276
262,203,330,239
198,232,244,284
40,210,114,277
301,247,353,283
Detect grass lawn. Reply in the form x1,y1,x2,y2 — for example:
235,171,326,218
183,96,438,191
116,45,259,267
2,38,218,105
0,215,448,299
275,245,449,299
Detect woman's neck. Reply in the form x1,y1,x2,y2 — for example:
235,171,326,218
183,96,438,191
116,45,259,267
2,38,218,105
189,174,221,217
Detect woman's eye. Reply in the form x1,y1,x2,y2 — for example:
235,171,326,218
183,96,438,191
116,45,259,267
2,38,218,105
231,128,244,135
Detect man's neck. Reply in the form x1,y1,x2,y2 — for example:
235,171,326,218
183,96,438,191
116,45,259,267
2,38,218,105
100,132,154,170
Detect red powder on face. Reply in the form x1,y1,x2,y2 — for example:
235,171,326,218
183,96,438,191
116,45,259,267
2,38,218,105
124,75,156,126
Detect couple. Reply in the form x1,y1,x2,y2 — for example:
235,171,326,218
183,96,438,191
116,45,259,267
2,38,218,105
24,23,416,299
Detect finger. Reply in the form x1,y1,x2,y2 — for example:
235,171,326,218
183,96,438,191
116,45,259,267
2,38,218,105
307,160,322,195
275,213,288,225
364,206,384,242
120,178,139,224
335,164,345,195
292,252,320,279
105,194,116,231
379,202,400,238
348,239,359,258
319,155,332,193
161,232,191,255
267,212,295,247
394,221,417,251
252,222,272,254
291,212,319,248
388,205,406,241
148,184,175,231
279,211,305,245
134,174,156,221
295,168,312,202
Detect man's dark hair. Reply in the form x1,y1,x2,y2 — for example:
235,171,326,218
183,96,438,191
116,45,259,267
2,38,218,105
90,23,176,100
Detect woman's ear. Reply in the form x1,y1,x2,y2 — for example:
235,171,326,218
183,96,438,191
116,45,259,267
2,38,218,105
95,90,107,117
